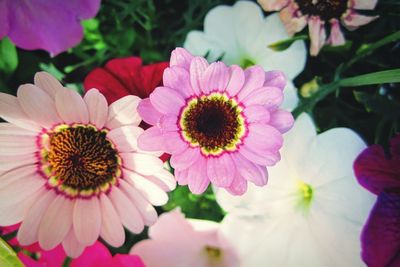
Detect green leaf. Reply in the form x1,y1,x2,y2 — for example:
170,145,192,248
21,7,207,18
353,91,400,116
0,38,18,74
344,31,400,70
0,237,23,267
340,69,400,87
267,35,308,51
39,63,65,80
163,185,225,222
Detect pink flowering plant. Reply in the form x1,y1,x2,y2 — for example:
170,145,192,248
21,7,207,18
0,1,399,267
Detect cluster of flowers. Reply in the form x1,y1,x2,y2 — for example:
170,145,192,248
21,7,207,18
0,1,396,267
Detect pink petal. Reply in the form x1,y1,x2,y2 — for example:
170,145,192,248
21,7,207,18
308,16,327,56
149,87,185,115
190,57,209,95
18,190,56,246
0,93,41,131
99,194,125,247
170,47,194,69
239,145,281,166
226,65,245,97
232,153,268,186
163,131,188,155
327,19,345,46
38,195,74,250
62,228,85,258
269,109,294,133
73,198,101,246
243,105,270,124
0,170,45,208
108,186,144,234
175,169,189,185
55,88,89,124
226,174,248,195
107,126,143,152
17,84,62,128
106,95,141,129
0,186,43,226
123,169,169,206
242,86,283,108
342,11,378,30
163,66,193,98
0,165,35,189
137,98,162,126
121,152,163,176
0,123,37,136
0,153,37,172
206,154,235,187
70,241,111,266
83,89,108,129
237,66,265,101
187,157,210,194
264,71,287,90
146,169,177,192
137,126,165,152
170,147,200,170
113,254,146,267
34,72,64,99
279,4,308,35
200,62,229,94
353,0,378,10
258,0,289,11
245,123,283,152
0,134,38,155
120,180,158,225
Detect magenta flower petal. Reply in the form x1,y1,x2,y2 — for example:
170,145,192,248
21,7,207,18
3,0,100,55
361,192,400,267
354,135,400,195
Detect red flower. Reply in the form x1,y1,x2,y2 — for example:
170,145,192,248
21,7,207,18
84,57,168,103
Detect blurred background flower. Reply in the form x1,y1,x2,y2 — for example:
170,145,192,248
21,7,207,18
131,209,239,267
0,0,101,55
216,113,375,266
354,134,400,267
83,57,168,103
184,1,307,111
258,0,379,55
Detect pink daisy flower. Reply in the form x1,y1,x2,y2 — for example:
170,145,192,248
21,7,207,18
258,0,379,55
137,48,294,195
130,209,240,267
0,72,176,258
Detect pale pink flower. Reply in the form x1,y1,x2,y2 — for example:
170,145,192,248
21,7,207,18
258,0,379,55
137,48,294,195
130,209,240,267
0,72,176,258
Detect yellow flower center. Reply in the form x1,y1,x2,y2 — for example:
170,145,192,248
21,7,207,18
297,180,314,211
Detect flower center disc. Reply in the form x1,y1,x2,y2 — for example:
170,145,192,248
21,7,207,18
180,93,245,156
42,125,120,196
295,0,348,21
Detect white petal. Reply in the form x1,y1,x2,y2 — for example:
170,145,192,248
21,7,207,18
17,84,62,128
0,93,41,132
55,88,89,124
84,89,108,129
106,95,141,129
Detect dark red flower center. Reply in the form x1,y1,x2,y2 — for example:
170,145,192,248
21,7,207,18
180,94,245,156
295,0,348,21
47,126,119,191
